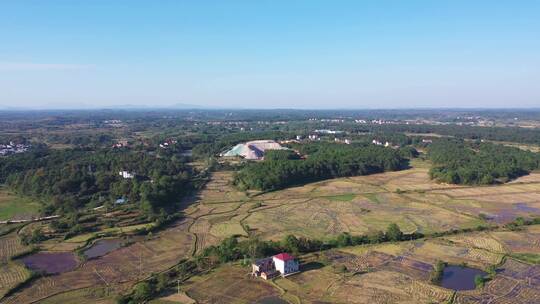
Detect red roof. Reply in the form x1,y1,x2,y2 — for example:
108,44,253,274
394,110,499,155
273,253,295,261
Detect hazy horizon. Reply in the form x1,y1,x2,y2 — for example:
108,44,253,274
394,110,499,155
1,1,539,109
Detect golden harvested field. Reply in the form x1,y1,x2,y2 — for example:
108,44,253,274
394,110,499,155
2,219,194,304
0,262,31,298
446,233,507,253
184,161,540,245
491,225,540,254
0,233,32,299
182,265,280,303
4,160,540,304
182,225,540,304
172,162,540,248
199,164,488,241
410,241,502,268
195,171,249,203
38,288,115,304
0,233,29,261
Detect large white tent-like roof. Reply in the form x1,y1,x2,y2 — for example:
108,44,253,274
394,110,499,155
222,140,285,160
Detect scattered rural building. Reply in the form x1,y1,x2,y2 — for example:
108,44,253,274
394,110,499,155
372,139,391,147
119,171,135,179
314,129,343,134
279,139,300,144
103,119,124,127
112,140,129,148
308,134,319,141
0,142,30,156
159,139,178,148
334,138,351,145
221,140,286,160
115,198,127,204
252,253,299,279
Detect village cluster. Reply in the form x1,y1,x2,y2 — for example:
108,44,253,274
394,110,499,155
0,142,30,156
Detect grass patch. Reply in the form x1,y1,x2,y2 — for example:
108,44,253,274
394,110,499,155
363,193,380,204
512,253,540,264
64,223,154,243
210,222,248,238
326,193,356,202
0,190,40,221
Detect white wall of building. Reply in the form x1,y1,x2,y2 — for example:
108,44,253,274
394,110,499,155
272,257,299,275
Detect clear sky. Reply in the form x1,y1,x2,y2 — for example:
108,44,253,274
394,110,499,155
0,0,539,109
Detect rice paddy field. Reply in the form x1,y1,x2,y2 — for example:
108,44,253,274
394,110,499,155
2,160,540,303
177,162,540,304
175,165,486,248
182,229,540,304
0,218,194,304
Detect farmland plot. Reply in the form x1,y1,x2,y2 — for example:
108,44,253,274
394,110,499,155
182,265,280,304
0,233,29,262
1,218,194,303
0,262,30,298
6,161,540,304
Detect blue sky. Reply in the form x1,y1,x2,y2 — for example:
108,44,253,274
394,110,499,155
0,0,539,109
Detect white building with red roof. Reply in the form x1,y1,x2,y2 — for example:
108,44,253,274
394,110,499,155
252,252,300,279
272,253,299,276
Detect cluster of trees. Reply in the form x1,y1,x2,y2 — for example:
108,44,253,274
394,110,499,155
427,139,540,185
351,123,540,145
117,258,199,303
504,216,540,231
357,132,412,147
430,260,446,283
0,146,193,216
20,227,47,245
201,223,409,264
234,143,407,191
43,133,114,147
117,272,172,304
263,149,301,161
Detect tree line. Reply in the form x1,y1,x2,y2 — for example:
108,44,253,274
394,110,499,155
427,139,540,184
234,143,407,191
352,124,540,145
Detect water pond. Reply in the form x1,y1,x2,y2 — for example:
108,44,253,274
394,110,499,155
21,252,78,274
441,265,487,290
514,202,540,213
83,238,124,259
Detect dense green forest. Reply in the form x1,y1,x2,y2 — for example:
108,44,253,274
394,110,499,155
0,146,194,215
427,139,540,185
352,124,540,145
234,143,407,191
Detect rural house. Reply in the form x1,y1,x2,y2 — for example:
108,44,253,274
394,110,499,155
252,253,299,279
119,171,135,179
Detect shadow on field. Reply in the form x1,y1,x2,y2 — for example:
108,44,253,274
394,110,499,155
301,261,325,271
